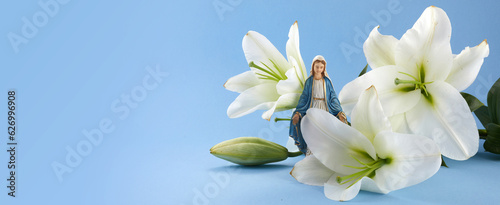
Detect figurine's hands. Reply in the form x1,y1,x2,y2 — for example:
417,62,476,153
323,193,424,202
337,112,348,124
292,113,300,125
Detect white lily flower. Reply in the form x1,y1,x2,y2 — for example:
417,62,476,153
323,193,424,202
291,86,441,201
339,6,489,160
224,21,308,120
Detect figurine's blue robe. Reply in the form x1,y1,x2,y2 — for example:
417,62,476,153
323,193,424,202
289,76,343,154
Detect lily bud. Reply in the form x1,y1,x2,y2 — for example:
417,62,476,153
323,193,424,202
210,137,301,166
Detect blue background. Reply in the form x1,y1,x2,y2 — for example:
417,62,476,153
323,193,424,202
1,0,499,204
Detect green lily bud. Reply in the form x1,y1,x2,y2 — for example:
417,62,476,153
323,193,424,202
210,137,302,166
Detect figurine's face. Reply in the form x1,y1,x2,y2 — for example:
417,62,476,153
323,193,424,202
313,62,325,76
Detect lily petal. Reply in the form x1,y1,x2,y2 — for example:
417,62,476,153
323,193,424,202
359,177,389,194
351,86,392,142
291,155,335,186
227,82,279,118
395,6,453,82
339,66,421,117
324,174,362,202
406,81,479,160
276,56,304,95
243,31,290,81
224,71,264,93
286,21,307,77
363,26,398,68
261,93,301,120
286,137,299,152
372,131,441,192
301,108,377,175
388,113,412,133
446,40,490,91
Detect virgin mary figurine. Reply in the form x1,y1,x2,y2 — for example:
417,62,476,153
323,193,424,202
290,55,347,154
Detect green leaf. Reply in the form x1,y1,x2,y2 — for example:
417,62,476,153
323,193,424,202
461,92,484,112
358,64,368,77
479,129,488,140
487,77,500,124
483,123,500,154
474,106,492,128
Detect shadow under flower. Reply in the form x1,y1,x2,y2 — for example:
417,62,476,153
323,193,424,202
209,163,293,175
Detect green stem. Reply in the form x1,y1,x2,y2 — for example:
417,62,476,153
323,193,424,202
394,77,432,96
337,157,387,189
479,129,488,140
398,71,419,81
274,117,291,122
288,151,303,157
394,78,421,86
